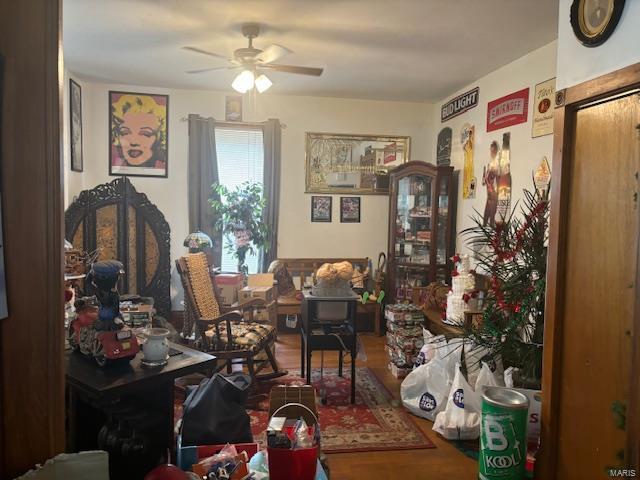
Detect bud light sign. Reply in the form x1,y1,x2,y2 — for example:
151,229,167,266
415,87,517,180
441,87,480,122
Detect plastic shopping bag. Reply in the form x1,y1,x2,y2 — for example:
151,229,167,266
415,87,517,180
432,363,481,440
475,362,502,391
401,337,460,421
464,344,505,388
413,330,442,368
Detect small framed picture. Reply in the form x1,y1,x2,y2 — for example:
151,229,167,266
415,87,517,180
340,197,361,223
311,196,332,222
225,95,243,122
69,79,83,172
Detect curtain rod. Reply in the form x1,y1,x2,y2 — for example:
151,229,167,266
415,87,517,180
180,116,287,128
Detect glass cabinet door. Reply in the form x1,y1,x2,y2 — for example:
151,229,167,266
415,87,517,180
392,173,434,300
436,175,450,264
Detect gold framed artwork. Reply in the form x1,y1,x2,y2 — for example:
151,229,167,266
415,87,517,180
225,95,243,122
570,0,625,47
305,132,410,195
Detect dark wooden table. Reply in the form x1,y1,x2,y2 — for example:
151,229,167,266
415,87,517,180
300,290,358,404
66,341,216,479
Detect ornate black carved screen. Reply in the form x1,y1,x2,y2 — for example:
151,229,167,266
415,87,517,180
65,177,171,317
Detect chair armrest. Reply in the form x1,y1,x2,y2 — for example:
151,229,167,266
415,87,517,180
197,310,244,325
196,311,244,347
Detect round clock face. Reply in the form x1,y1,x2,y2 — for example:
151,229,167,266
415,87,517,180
571,0,625,47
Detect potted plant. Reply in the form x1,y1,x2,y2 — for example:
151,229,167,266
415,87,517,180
209,181,269,275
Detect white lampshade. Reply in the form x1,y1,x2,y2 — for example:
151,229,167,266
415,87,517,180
255,74,273,93
231,70,255,93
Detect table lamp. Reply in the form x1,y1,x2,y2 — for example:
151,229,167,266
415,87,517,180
183,231,212,253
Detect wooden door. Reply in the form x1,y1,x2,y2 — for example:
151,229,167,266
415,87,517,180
555,93,640,478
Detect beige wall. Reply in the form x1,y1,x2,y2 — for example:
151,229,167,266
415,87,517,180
431,41,557,256
65,83,433,308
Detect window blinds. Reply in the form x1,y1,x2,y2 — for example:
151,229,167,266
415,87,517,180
215,125,264,273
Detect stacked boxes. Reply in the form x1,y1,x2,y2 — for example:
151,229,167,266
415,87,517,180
215,273,244,306
385,304,425,378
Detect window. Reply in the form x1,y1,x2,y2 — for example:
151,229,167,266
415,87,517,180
215,125,264,273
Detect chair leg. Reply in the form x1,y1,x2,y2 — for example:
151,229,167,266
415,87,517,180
300,330,305,378
226,359,233,375
247,356,256,382
338,350,343,377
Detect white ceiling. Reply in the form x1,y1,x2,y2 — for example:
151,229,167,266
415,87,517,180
63,0,559,102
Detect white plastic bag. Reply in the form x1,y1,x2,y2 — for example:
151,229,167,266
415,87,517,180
475,362,501,390
413,330,441,368
464,344,505,388
433,363,481,440
401,337,460,421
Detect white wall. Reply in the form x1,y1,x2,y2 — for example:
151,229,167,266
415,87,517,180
431,41,557,256
557,0,640,89
68,81,433,309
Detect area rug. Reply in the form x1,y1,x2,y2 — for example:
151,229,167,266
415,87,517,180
249,368,434,453
175,368,435,453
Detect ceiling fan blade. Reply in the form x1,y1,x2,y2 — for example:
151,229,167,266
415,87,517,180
264,64,324,76
185,66,238,74
255,44,292,64
182,46,229,61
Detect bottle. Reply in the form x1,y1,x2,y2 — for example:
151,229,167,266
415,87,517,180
396,278,405,302
496,132,512,223
405,275,413,304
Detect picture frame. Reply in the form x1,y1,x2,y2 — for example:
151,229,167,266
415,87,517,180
570,0,625,48
311,196,332,222
109,91,169,178
225,95,243,122
340,197,361,223
306,132,410,195
69,79,83,172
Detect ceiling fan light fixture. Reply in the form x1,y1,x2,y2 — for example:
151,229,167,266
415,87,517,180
255,74,273,93
232,69,255,93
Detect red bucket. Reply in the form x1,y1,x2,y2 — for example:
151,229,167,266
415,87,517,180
267,402,319,480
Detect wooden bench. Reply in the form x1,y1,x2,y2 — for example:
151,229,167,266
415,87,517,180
274,258,384,336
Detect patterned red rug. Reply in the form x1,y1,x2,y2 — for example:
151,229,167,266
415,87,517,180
248,367,435,453
175,368,435,453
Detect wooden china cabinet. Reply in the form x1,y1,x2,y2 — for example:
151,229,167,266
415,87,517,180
387,161,456,303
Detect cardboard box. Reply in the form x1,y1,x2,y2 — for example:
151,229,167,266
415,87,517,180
239,285,275,303
214,273,244,306
239,273,275,303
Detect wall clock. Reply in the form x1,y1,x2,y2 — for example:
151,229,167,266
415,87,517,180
570,0,625,47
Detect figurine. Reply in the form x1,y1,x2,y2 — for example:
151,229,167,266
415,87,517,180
67,260,140,366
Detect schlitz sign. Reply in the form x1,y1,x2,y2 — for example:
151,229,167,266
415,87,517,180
441,87,479,122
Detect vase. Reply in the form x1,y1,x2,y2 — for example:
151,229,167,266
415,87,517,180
141,328,170,367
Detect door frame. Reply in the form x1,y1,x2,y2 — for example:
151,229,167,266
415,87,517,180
540,62,640,477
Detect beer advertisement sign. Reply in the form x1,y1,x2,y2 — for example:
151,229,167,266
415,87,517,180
531,78,555,138
486,88,530,132
441,87,480,123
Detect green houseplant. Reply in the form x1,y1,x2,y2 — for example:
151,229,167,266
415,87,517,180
209,181,269,275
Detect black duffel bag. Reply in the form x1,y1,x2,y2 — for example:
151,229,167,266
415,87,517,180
180,373,253,446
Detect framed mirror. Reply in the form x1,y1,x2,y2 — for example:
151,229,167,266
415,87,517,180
305,132,410,194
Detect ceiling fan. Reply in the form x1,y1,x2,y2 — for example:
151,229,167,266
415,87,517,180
182,23,323,93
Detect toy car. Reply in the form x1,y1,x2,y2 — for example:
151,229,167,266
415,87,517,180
67,260,140,366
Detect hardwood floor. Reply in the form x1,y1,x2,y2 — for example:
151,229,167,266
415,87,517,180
273,333,478,479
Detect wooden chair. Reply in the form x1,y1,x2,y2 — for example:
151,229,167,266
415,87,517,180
176,253,287,383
